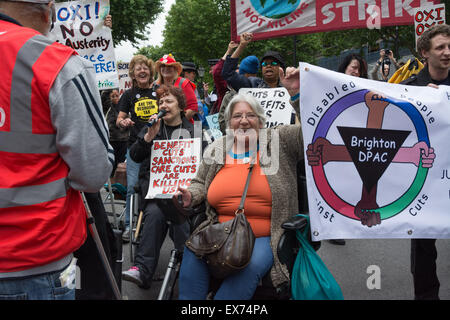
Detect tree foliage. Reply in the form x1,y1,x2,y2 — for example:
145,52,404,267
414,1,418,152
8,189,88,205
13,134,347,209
319,25,417,59
136,45,168,63
136,0,449,72
109,0,164,45
159,0,321,70
162,0,231,64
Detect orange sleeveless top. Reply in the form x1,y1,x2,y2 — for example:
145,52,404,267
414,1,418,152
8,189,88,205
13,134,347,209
207,153,272,237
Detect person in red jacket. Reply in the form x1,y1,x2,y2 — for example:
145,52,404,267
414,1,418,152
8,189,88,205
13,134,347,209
154,54,198,122
0,0,112,300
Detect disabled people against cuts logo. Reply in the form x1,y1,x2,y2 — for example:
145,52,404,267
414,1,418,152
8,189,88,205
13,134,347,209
300,63,450,240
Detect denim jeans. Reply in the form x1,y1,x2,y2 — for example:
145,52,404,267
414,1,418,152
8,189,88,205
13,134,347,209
178,236,274,300
0,269,74,300
125,148,141,228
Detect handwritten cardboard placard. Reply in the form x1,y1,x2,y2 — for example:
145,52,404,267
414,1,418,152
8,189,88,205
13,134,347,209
239,87,294,128
146,138,202,199
49,0,119,90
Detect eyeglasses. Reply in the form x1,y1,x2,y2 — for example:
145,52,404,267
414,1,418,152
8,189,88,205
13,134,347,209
261,61,279,67
231,113,258,121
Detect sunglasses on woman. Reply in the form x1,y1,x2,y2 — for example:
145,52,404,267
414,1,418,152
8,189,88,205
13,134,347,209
261,61,279,67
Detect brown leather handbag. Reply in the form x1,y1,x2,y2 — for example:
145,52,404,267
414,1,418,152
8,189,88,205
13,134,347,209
186,164,256,279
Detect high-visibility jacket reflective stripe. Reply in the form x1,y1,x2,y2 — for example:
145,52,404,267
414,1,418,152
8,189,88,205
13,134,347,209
0,177,68,208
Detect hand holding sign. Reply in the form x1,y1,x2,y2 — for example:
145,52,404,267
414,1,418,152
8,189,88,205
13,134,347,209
104,14,112,28
176,187,192,208
240,32,253,45
279,67,299,97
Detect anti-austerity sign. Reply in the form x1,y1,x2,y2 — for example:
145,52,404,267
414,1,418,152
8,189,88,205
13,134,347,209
49,0,118,90
231,0,442,41
299,63,450,240
239,87,294,127
146,138,202,199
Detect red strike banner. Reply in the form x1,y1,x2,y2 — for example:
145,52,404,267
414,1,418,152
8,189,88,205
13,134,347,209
231,0,442,41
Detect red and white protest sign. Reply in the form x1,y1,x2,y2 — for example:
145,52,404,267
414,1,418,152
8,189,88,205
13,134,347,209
414,3,446,50
146,138,202,199
231,0,442,41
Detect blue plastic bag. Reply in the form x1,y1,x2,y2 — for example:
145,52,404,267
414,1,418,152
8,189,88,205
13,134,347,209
291,214,344,300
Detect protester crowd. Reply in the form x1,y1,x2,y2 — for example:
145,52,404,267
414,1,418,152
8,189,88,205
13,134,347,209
0,0,449,301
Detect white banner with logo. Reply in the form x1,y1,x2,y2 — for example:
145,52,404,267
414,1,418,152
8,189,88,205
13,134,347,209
48,0,118,90
299,62,450,240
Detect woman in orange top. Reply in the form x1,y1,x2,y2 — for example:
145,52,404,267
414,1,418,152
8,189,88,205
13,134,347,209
177,67,304,300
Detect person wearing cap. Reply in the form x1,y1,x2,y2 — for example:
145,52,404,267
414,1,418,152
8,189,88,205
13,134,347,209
219,33,288,133
260,50,286,88
0,0,113,299
154,54,198,122
181,61,201,102
221,32,286,92
181,62,197,82
182,61,210,126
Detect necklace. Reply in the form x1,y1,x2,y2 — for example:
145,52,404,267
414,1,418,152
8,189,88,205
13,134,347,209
228,144,259,163
163,122,183,140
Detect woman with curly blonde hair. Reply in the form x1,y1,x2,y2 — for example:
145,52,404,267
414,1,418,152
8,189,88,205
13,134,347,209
115,54,158,237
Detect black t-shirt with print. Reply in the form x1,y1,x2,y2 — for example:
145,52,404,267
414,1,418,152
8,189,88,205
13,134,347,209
119,87,158,147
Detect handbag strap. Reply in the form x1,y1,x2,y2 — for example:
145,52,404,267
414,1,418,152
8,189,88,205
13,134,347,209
235,163,254,214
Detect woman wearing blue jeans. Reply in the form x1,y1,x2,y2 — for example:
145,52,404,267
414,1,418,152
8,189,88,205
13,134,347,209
179,237,273,299
176,69,303,299
116,55,158,239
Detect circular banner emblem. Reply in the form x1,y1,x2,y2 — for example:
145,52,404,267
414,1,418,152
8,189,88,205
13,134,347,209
308,89,433,226
250,0,301,19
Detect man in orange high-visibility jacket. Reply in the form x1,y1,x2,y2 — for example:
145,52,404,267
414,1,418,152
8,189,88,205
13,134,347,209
0,0,113,300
